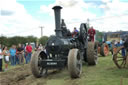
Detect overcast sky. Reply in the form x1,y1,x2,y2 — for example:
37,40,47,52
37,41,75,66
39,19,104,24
0,0,128,37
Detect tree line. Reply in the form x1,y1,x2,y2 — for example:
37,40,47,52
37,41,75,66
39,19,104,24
0,36,49,47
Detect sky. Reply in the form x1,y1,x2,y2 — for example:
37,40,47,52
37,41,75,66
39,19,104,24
0,0,128,37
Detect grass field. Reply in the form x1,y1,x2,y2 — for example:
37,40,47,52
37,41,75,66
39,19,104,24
42,54,128,85
0,54,128,85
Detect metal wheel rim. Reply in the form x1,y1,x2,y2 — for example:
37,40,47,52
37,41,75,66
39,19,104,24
104,46,109,56
38,55,47,75
76,52,82,75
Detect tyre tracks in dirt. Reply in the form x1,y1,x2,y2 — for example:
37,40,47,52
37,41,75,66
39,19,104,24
0,65,46,85
0,65,70,85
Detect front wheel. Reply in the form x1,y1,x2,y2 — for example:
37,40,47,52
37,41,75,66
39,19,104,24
68,49,82,78
30,51,48,78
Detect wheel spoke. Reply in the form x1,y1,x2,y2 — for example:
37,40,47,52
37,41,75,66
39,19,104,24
118,52,122,55
117,57,123,58
120,60,125,67
39,68,43,75
123,61,126,68
77,60,81,71
117,59,123,61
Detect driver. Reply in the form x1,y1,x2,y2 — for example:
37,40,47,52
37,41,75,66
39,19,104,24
72,27,79,37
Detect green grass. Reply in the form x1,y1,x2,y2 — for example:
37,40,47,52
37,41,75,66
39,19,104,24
45,55,128,85
2,58,26,70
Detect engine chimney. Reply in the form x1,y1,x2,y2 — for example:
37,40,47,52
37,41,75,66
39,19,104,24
52,6,62,37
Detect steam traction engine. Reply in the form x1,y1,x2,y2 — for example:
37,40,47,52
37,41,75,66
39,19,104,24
30,6,98,78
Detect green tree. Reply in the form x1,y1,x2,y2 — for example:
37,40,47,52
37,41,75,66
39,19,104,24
8,36,27,46
0,36,9,46
0,36,38,47
39,36,49,45
26,36,37,43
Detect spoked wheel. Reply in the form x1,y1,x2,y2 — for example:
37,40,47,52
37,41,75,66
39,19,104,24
68,49,82,78
113,46,128,69
100,43,109,56
31,51,48,78
87,42,98,65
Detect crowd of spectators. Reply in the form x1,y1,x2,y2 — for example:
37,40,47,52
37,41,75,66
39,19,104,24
0,43,33,72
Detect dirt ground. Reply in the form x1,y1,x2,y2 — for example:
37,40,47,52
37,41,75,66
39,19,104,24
0,65,33,85
0,65,72,85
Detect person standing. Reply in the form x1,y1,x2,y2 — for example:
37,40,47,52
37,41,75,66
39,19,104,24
17,44,24,64
124,37,128,55
115,42,121,47
124,37,128,50
15,46,19,65
9,45,16,66
3,46,10,71
88,26,96,42
25,43,32,64
0,44,3,72
24,43,28,63
38,44,44,50
35,44,39,51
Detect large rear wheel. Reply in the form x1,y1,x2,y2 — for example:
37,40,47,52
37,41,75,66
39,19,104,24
30,51,48,78
87,42,98,65
68,49,82,78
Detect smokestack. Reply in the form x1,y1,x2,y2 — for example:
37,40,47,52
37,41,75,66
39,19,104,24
52,6,62,37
